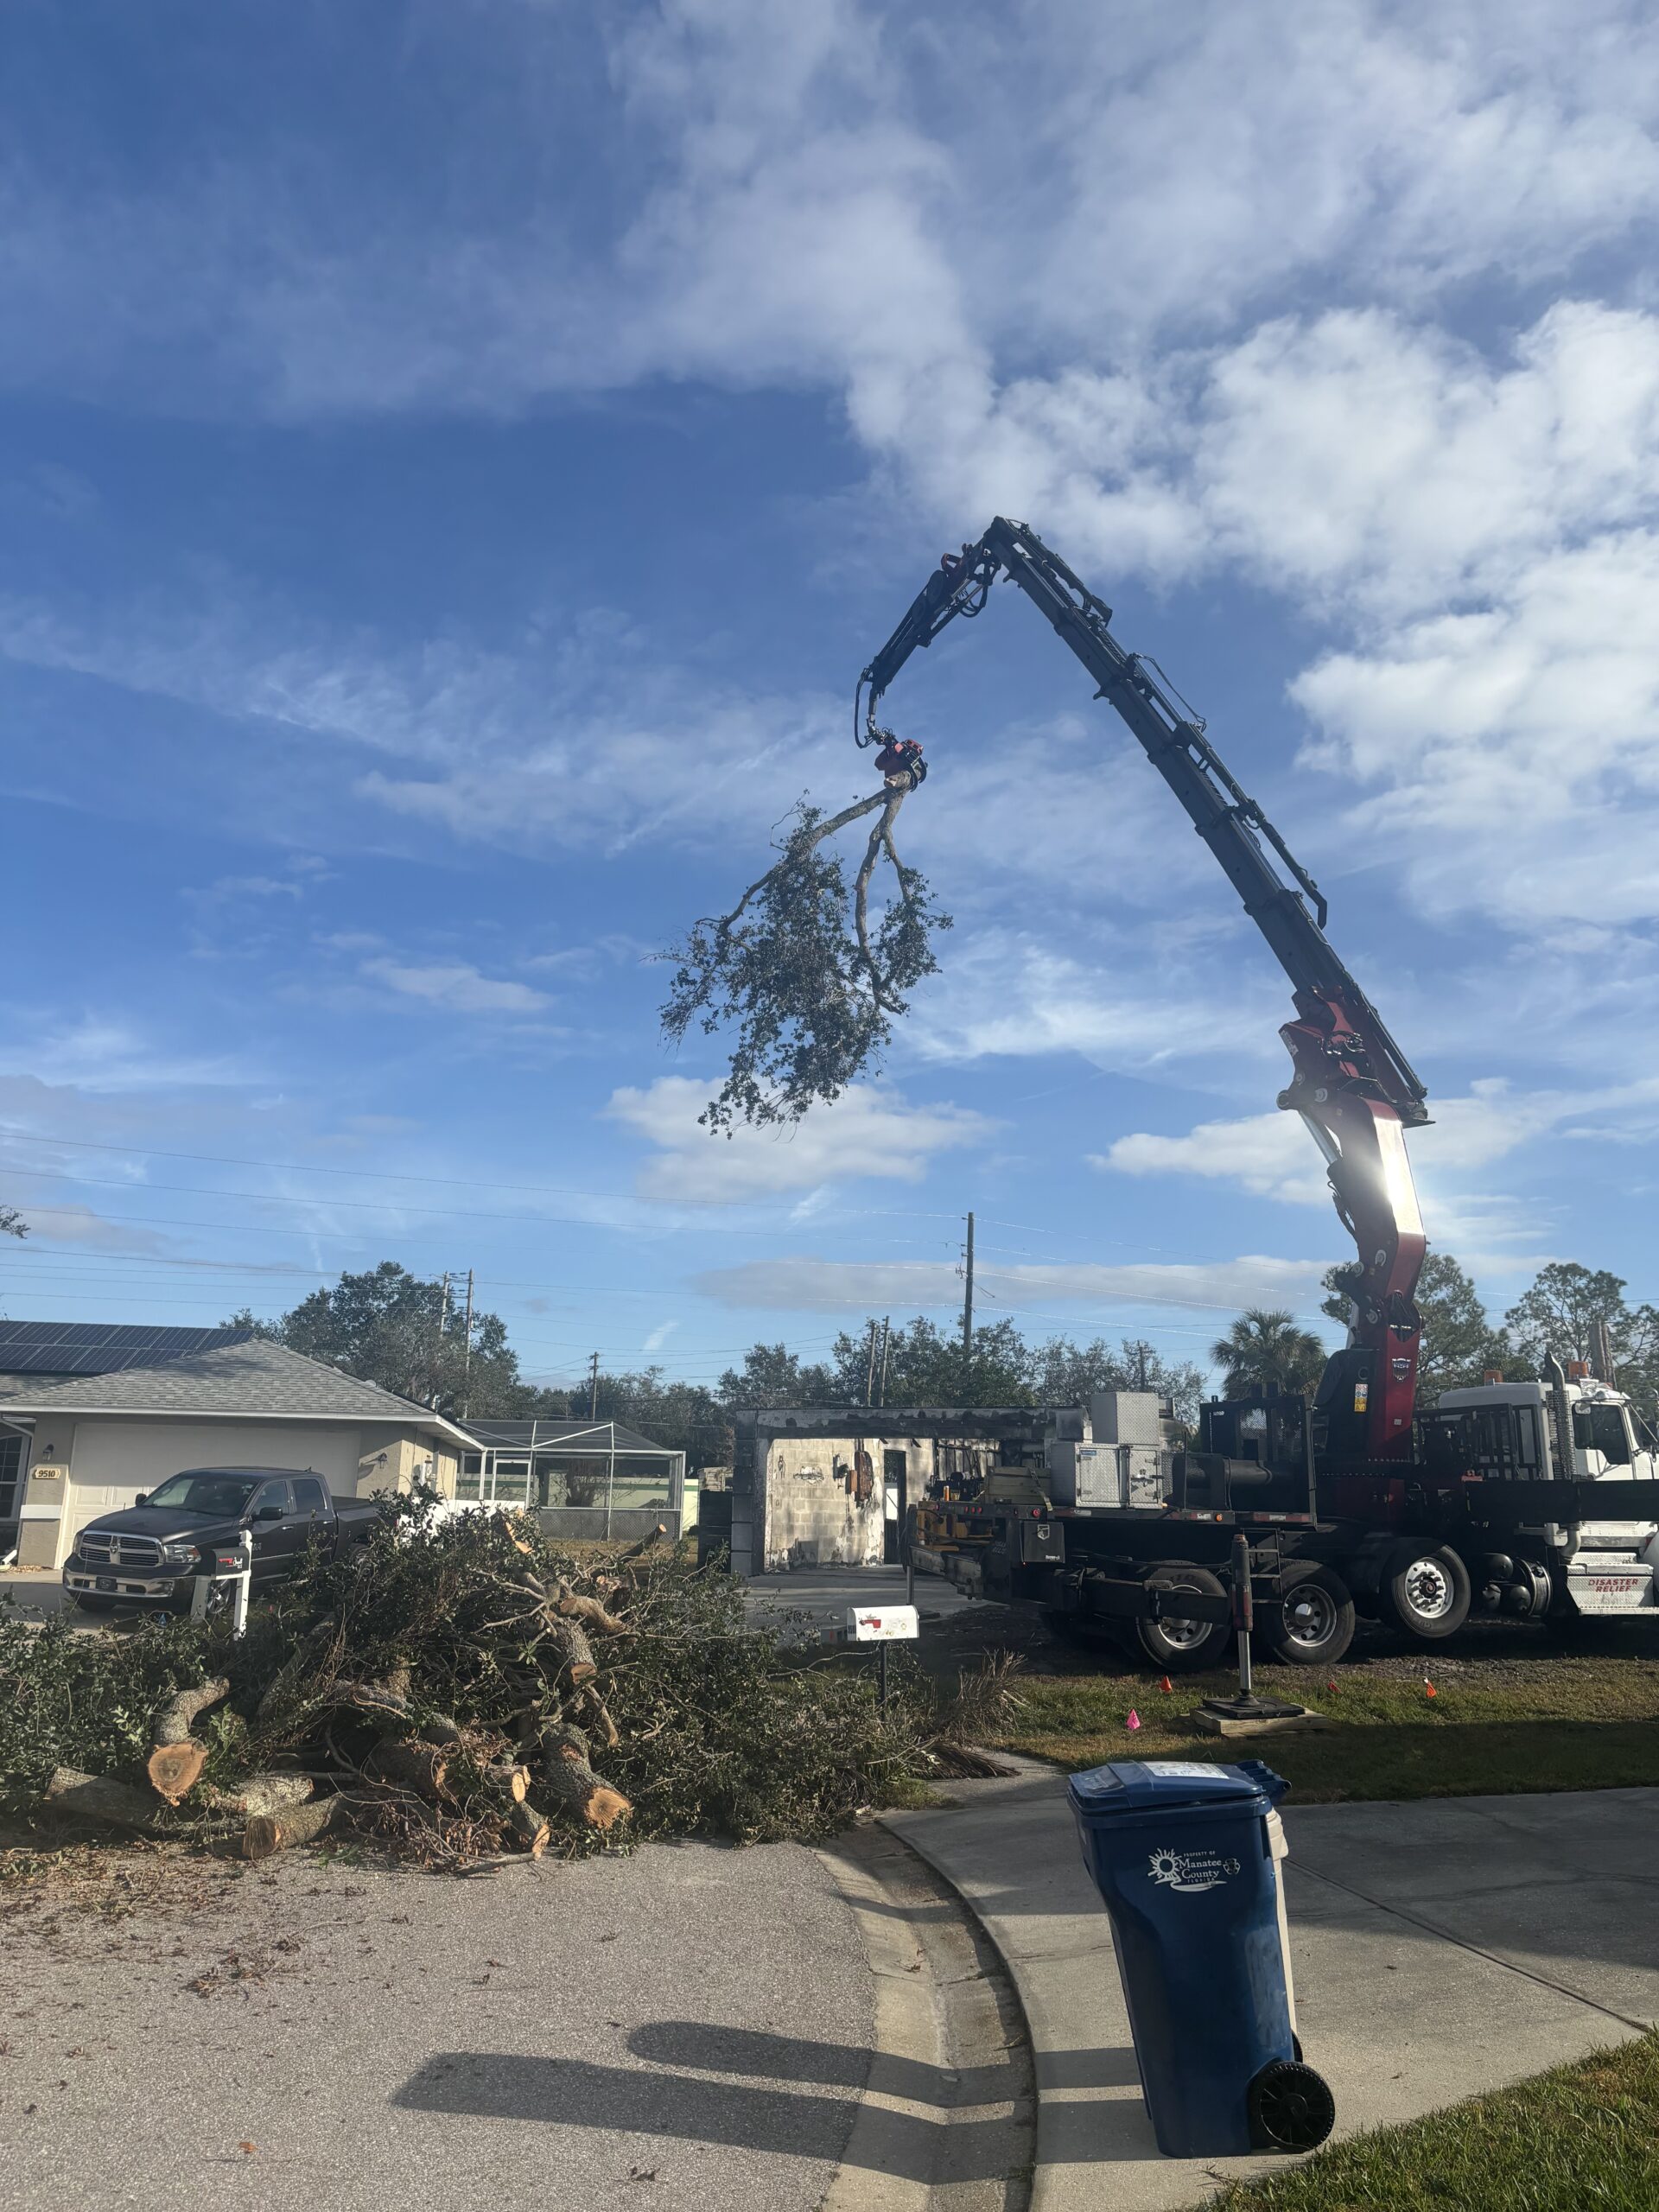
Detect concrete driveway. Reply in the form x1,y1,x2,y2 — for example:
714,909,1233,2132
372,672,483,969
743,1562,977,1635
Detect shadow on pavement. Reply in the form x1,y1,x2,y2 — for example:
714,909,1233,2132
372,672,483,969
395,2048,1045,2177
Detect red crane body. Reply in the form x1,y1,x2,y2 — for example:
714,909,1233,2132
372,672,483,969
858,519,1428,1460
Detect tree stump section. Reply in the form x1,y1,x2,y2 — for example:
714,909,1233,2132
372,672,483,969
535,1722,631,1832
243,1796,339,1859
40,1767,166,1834
145,1675,231,1802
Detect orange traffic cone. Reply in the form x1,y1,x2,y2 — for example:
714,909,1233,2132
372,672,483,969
1325,1678,1338,1695
1424,1677,1438,1700
1160,1675,1173,1694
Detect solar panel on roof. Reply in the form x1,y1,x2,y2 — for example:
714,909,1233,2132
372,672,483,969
0,1321,253,1376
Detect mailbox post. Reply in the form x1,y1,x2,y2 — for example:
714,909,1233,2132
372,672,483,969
846,1603,918,1707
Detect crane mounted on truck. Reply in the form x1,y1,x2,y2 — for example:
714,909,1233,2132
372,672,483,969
858,518,1658,1668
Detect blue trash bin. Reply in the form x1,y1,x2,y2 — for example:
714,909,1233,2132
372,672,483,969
1068,1757,1333,2158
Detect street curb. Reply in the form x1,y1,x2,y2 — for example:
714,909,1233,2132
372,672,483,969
817,1825,1034,2210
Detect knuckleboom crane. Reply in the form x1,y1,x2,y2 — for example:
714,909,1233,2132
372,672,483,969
858,518,1429,1465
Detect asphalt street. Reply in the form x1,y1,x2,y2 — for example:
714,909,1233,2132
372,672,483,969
0,1835,874,2212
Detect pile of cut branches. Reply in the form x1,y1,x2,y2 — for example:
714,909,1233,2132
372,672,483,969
0,1499,985,1867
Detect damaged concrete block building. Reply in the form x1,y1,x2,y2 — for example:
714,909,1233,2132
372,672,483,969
725,1406,1051,1574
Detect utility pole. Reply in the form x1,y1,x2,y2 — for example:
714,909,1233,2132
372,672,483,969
1136,1340,1148,1392
865,1319,879,1407
588,1351,600,1419
433,1273,452,1409
960,1211,975,1394
879,1316,891,1408
461,1268,474,1419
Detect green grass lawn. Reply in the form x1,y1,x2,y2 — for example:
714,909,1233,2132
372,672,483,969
987,1643,1659,1801
1203,2033,1659,2211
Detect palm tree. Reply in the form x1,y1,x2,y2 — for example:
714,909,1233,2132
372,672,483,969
1210,1309,1328,1399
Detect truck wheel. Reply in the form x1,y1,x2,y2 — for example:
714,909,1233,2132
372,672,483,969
1262,1565,1355,1667
1376,1541,1471,1642
1135,1565,1231,1673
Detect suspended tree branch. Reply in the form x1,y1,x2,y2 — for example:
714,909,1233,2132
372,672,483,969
660,785,950,1133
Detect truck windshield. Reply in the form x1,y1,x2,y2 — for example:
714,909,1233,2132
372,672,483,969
142,1472,263,1516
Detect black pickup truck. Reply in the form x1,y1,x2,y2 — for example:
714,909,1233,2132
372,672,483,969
62,1465,381,1613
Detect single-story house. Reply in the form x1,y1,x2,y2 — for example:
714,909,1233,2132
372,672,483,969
459,1418,696,1542
727,1405,1052,1575
3,1333,474,1571
0,1321,264,1552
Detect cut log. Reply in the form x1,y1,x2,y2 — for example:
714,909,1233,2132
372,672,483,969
535,1721,631,1833
200,1773,315,1820
146,1675,231,1802
243,1796,339,1859
543,1617,597,1685
39,1767,165,1834
481,1760,530,1803
507,1800,550,1856
548,1582,627,1637
364,1740,451,1801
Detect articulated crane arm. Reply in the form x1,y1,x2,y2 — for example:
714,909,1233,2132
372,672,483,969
858,518,1429,1461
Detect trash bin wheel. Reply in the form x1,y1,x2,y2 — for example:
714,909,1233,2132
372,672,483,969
1248,2058,1335,2152
1261,1564,1356,1667
1376,1541,1471,1643
1135,1564,1231,1673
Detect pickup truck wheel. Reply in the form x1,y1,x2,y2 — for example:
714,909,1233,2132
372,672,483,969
1261,1565,1356,1666
1376,1541,1471,1642
1135,1565,1231,1673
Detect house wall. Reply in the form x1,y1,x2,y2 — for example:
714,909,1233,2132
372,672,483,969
760,1434,936,1570
15,1418,458,1569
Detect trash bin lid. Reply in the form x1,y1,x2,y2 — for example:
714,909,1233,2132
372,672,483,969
1067,1758,1285,1818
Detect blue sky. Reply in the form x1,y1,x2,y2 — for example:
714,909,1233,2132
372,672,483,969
3,0,1657,1392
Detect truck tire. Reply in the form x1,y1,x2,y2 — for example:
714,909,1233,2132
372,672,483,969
1135,1565,1231,1673
1261,1564,1356,1667
1376,1541,1471,1642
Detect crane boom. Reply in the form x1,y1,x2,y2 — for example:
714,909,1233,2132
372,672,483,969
859,517,1428,1461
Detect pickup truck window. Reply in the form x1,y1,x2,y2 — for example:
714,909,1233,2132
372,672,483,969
292,1477,329,1516
143,1471,263,1516
251,1478,294,1519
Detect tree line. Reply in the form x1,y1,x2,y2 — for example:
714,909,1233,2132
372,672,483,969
226,1251,1657,1469
1211,1255,1659,1409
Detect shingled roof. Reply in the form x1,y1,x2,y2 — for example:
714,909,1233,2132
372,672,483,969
0,1337,471,1437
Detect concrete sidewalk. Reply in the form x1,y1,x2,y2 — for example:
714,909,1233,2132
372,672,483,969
885,1764,1659,2210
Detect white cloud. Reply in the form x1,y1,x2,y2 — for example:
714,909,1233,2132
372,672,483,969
360,960,549,1015
694,1250,1330,1319
1096,1077,1659,1267
1099,1114,1327,1206
6,2,1656,419
910,929,1282,1071
606,1076,989,1203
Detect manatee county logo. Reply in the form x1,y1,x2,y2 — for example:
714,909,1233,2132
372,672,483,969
1147,1847,1241,1894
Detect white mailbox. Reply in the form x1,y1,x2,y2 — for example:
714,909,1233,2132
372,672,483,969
847,1605,919,1642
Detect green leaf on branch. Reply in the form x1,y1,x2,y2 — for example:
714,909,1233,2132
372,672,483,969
659,788,951,1133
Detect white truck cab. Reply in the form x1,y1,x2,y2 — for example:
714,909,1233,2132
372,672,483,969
1436,1372,1659,1617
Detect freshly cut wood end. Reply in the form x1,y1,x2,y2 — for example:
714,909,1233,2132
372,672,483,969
146,1741,208,1804
585,1788,632,1832
243,1796,338,1860
508,1800,550,1856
